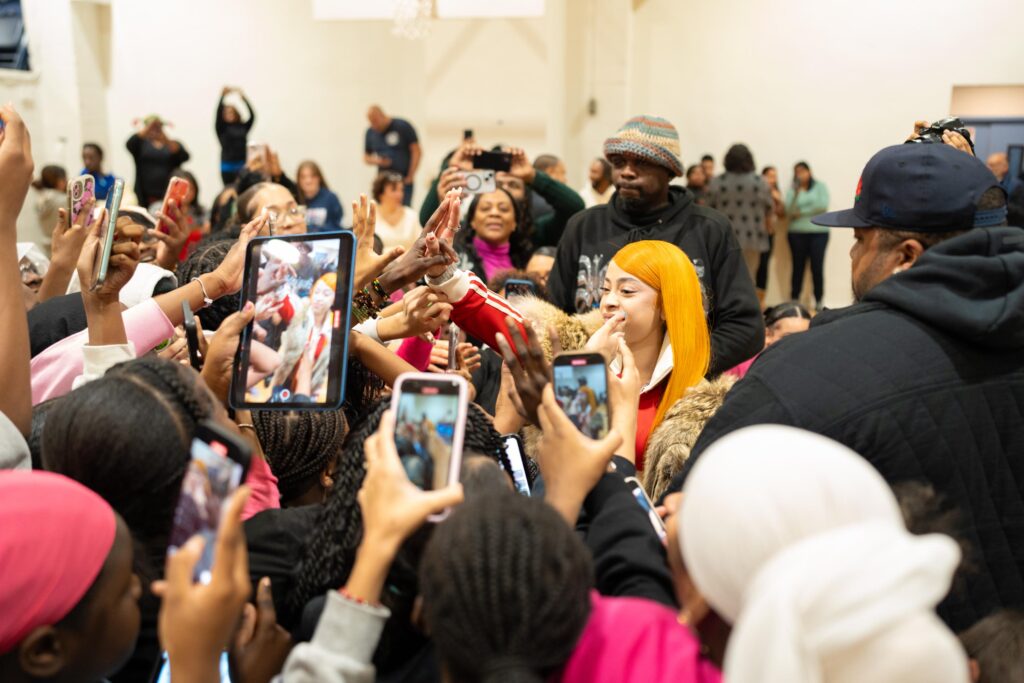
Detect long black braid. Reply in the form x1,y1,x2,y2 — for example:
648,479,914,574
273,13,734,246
251,409,348,505
420,494,594,683
42,356,214,579
286,397,508,622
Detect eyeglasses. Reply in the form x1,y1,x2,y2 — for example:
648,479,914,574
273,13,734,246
267,206,307,234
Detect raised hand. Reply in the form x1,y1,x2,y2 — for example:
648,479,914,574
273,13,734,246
153,487,253,683
378,190,460,292
353,193,404,290
495,317,558,426
536,385,623,525
77,214,142,305
201,303,256,407
0,104,34,227
152,199,192,270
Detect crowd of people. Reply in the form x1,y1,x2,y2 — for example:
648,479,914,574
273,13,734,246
2,79,1024,683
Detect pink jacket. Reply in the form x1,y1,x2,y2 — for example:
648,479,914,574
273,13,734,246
558,593,721,683
30,299,175,405
28,298,278,518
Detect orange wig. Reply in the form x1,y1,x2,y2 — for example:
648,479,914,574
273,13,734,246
611,240,711,430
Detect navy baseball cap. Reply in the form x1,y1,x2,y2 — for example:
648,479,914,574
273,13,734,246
812,143,1005,232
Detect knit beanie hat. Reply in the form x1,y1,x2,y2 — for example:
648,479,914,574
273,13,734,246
604,115,684,177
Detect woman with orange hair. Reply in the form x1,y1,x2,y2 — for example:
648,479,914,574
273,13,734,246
587,240,711,470
270,271,338,402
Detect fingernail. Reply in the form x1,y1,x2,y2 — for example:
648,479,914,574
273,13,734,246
244,301,254,312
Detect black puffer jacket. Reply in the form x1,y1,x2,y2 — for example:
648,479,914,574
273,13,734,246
547,186,764,375
668,226,1024,631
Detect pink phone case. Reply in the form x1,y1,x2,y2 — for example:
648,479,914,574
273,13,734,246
69,175,96,227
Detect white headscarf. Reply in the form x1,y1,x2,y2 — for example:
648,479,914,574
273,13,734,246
679,425,969,683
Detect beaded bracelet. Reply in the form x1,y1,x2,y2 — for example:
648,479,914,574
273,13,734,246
370,278,389,301
339,587,382,608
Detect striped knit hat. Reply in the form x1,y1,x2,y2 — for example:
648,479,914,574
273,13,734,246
604,115,684,177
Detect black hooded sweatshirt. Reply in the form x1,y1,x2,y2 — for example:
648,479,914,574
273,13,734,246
547,186,764,375
667,226,1024,632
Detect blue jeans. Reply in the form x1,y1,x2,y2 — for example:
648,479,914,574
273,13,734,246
403,182,414,207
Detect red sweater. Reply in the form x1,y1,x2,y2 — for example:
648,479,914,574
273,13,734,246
635,378,667,472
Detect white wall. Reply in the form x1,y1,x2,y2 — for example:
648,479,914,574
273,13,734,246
626,0,1024,306
6,0,1024,308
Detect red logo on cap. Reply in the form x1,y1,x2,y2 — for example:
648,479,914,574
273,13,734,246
854,176,863,204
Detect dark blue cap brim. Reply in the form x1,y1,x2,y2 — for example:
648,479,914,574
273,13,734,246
811,207,874,228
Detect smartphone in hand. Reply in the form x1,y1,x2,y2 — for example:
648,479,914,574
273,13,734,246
472,150,513,172
391,373,468,521
68,174,95,227
166,421,251,584
182,301,202,371
623,476,668,544
91,178,124,291
159,177,191,233
446,322,460,371
552,352,610,439
502,434,531,496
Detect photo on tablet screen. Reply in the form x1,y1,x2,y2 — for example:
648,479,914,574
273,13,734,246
232,232,354,409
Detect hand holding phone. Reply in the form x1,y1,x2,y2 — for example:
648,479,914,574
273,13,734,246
91,178,124,291
183,301,203,371
390,373,468,521
535,384,623,525
624,476,667,544
552,351,610,439
159,177,191,234
166,421,251,584
68,175,96,228
361,409,466,543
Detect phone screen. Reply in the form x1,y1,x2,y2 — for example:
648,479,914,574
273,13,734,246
232,232,355,409
503,435,531,495
392,375,466,493
553,354,609,439
503,280,536,298
167,423,249,584
624,477,667,544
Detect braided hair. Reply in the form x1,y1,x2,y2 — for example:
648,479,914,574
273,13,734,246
286,397,507,622
251,409,348,506
420,494,594,683
41,357,214,578
177,237,239,331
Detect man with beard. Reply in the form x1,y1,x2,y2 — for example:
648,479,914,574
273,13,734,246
666,142,1024,633
547,115,763,375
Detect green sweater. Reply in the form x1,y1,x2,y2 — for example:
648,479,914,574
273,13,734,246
418,169,585,248
785,181,830,234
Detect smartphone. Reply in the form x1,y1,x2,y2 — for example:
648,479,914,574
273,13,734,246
68,174,95,227
502,434,531,496
182,301,202,371
159,177,191,233
463,128,474,141
231,231,356,410
167,421,251,584
446,322,460,371
472,150,513,172
623,476,668,544
503,279,537,298
246,142,269,170
391,373,468,520
552,352,610,439
463,169,496,195
90,178,124,291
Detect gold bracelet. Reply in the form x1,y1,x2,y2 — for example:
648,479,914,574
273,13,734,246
237,423,257,433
